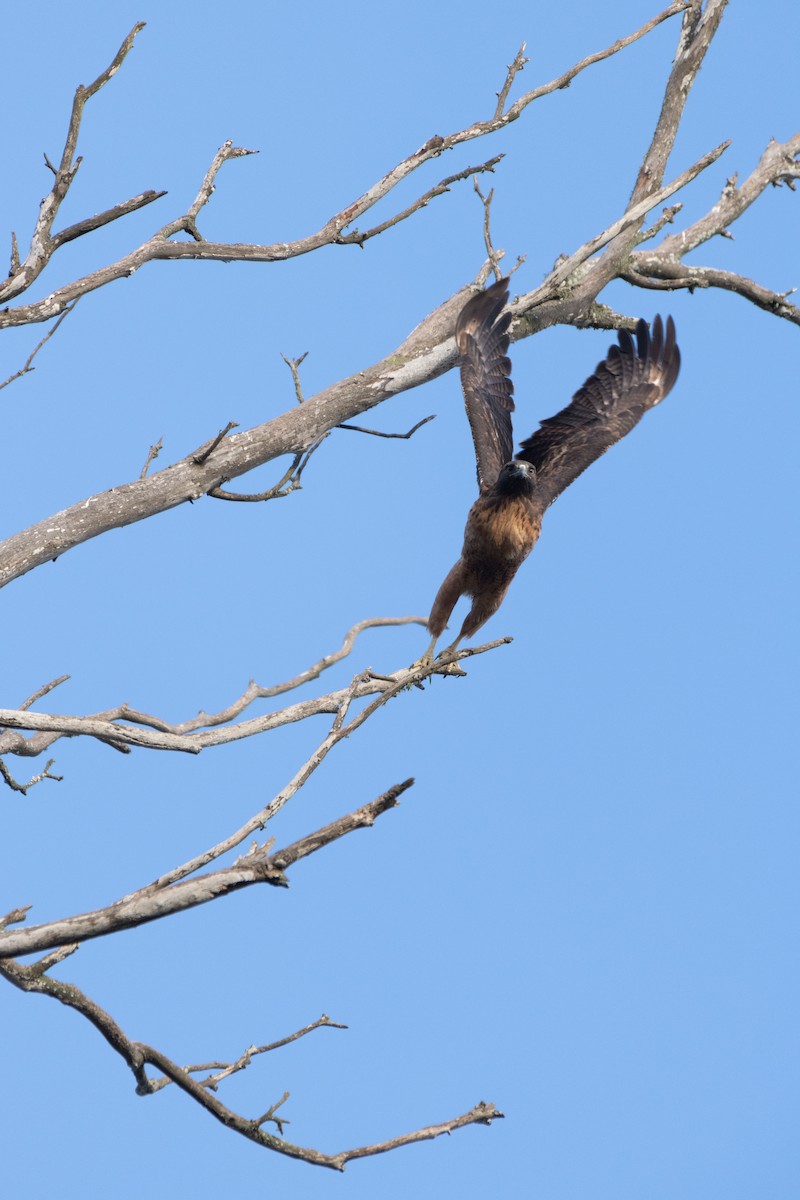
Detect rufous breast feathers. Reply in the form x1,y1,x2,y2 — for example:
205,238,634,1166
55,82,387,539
466,494,541,564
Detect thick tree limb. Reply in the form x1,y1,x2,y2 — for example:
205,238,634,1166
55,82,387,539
5,7,786,597
0,139,731,594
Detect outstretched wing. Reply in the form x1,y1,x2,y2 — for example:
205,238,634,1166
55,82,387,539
456,278,515,491
516,315,680,515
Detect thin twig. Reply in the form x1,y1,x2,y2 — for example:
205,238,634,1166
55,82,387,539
335,156,504,247
338,415,435,439
280,352,309,404
0,756,63,796
147,1015,348,1094
192,420,239,465
473,177,502,279
18,675,70,711
208,433,329,501
0,302,79,392
494,43,529,119
0,906,31,931
139,437,163,479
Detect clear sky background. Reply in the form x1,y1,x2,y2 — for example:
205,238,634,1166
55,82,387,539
1,3,798,1197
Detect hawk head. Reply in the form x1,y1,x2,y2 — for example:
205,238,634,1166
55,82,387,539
496,459,536,497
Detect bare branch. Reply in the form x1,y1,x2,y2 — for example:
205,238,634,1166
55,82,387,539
0,633,505,765
635,133,800,259
0,302,78,393
280,351,309,404
0,617,426,761
494,43,529,119
515,139,730,314
139,437,164,480
0,130,724,593
622,132,800,324
503,2,689,126
472,176,503,279
18,675,70,711
0,780,414,956
0,6,687,328
192,420,239,465
0,941,500,1168
147,1015,349,1095
338,415,436,439
137,1044,501,1170
330,1102,504,1171
1,24,146,305
0,755,63,796
51,190,166,250
0,906,31,931
622,259,800,324
207,436,328,502
334,155,504,247
254,1092,291,1134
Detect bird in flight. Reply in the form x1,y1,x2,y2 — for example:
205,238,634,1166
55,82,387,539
419,277,680,664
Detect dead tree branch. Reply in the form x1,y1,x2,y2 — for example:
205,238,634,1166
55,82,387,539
1,23,149,306
623,132,800,324
337,415,436,439
0,916,500,1169
146,1015,349,1096
4,7,792,595
0,138,733,594
0,615,430,761
2,6,796,1172
0,780,414,957
0,302,79,392
0,5,686,329
0,633,506,762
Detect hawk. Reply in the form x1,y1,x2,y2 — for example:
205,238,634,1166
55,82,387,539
419,277,681,663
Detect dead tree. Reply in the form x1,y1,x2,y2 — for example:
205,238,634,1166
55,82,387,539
1,2,796,1171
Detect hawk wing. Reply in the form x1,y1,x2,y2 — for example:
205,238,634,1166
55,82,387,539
456,278,515,492
516,315,680,516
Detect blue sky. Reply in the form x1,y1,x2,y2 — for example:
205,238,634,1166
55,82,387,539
1,3,798,1197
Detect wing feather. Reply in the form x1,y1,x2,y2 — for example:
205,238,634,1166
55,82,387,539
456,278,515,491
516,315,680,515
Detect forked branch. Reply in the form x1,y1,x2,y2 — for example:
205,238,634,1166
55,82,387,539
0,938,501,1169
0,780,415,957
0,4,687,328
0,616,429,765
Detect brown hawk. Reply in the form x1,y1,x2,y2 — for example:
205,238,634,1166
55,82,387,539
420,277,681,662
